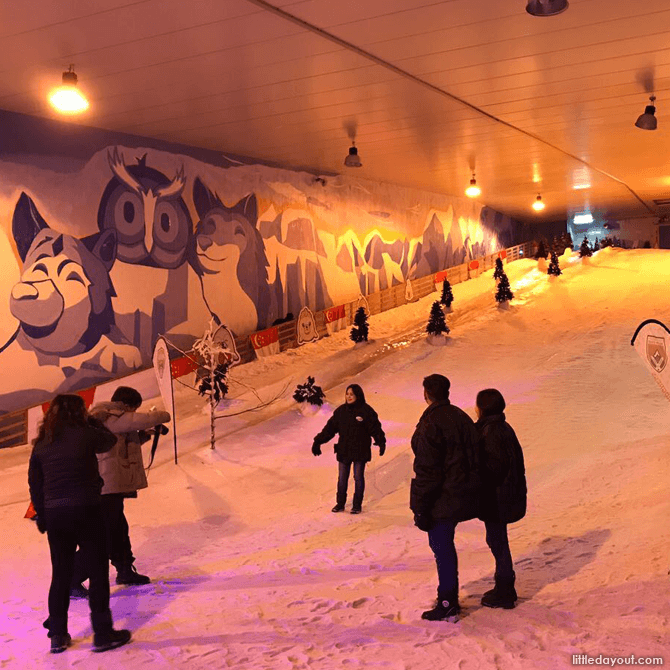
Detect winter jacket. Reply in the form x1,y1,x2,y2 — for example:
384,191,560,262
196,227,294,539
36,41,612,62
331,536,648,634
313,401,385,463
90,401,171,495
476,414,527,524
410,400,482,522
28,419,117,518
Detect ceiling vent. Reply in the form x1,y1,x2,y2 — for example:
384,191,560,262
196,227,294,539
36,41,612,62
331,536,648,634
652,198,670,208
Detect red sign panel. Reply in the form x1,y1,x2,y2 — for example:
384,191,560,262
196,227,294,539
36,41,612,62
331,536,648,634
324,304,346,323
170,356,200,379
250,326,279,350
469,260,480,270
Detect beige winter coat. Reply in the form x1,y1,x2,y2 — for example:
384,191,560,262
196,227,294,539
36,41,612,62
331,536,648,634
90,401,171,495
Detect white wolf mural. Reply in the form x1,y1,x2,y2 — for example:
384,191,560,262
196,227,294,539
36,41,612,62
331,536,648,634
0,192,141,410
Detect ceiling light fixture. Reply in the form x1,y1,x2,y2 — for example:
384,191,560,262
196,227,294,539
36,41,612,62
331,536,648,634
635,95,657,130
465,173,481,198
532,194,546,212
344,142,362,167
526,0,569,17
49,65,89,114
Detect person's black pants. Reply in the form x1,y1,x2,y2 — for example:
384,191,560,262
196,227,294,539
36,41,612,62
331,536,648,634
45,505,110,636
427,519,459,598
101,493,134,570
72,493,134,585
484,520,514,581
336,461,366,509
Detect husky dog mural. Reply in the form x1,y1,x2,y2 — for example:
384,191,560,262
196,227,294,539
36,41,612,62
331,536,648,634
0,192,141,410
193,177,278,333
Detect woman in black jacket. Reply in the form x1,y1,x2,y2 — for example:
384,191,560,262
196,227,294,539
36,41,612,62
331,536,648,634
28,394,132,654
475,388,527,610
312,384,386,514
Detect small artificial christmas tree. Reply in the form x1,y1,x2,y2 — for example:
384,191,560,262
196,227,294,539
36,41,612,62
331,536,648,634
198,362,230,404
426,300,450,337
350,306,369,343
547,250,562,276
293,376,326,406
495,272,514,304
593,237,600,252
579,236,592,258
493,257,504,281
440,279,454,308
534,240,548,259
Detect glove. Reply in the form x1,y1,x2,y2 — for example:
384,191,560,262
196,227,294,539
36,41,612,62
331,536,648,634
378,443,386,457
35,516,47,534
414,513,434,532
311,443,322,456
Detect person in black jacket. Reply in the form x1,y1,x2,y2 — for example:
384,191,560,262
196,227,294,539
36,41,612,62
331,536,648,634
312,384,386,514
28,394,132,654
475,388,527,609
410,374,481,622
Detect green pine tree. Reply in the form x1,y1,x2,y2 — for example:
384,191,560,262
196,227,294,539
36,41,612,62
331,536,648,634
350,306,369,343
426,301,450,336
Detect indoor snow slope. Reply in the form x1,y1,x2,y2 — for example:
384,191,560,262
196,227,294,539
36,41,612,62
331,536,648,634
1,247,669,669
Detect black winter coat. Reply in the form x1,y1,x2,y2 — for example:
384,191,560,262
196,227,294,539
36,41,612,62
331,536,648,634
410,400,482,522
28,420,117,519
313,401,385,463
476,414,527,524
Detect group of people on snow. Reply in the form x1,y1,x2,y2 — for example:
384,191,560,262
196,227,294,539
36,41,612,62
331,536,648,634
27,372,525,654
312,375,527,621
28,387,170,653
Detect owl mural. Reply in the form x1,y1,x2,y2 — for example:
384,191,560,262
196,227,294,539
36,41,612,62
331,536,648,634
97,149,196,269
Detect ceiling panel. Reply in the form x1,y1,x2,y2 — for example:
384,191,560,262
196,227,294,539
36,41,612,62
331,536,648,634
0,0,668,222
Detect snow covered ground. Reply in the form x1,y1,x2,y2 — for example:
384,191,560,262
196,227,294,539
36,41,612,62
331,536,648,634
1,247,669,669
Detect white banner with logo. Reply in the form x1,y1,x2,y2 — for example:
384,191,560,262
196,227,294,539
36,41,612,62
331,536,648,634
631,319,670,402
152,336,178,464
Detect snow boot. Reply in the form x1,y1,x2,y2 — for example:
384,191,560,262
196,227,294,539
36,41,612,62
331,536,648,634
481,573,517,609
331,504,345,513
421,593,461,622
91,610,131,653
350,507,362,514
115,563,150,585
50,633,72,654
70,583,89,599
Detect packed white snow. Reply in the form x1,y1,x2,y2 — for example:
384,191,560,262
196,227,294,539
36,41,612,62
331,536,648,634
1,247,668,669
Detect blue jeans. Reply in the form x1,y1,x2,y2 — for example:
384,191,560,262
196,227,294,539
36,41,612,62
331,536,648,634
484,521,514,581
337,461,366,509
427,519,459,597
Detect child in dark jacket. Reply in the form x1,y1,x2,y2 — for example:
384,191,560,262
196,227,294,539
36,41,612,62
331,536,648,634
475,388,527,609
312,384,386,514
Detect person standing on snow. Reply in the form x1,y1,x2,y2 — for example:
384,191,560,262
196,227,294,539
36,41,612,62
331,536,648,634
28,394,132,654
475,388,527,609
410,374,481,622
312,384,386,514
72,386,171,589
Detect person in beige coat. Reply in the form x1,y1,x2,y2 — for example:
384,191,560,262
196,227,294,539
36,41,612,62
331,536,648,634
71,386,171,591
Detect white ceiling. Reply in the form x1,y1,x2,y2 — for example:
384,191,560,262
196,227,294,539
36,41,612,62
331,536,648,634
0,0,669,222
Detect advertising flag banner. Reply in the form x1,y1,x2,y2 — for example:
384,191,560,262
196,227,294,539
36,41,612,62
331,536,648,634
251,326,280,358
631,319,670,402
324,304,347,334
153,336,178,464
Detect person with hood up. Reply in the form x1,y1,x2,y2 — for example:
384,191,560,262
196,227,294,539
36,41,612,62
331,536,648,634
312,384,386,514
475,388,527,609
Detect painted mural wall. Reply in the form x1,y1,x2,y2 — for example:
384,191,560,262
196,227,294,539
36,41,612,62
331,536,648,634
0,110,522,413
